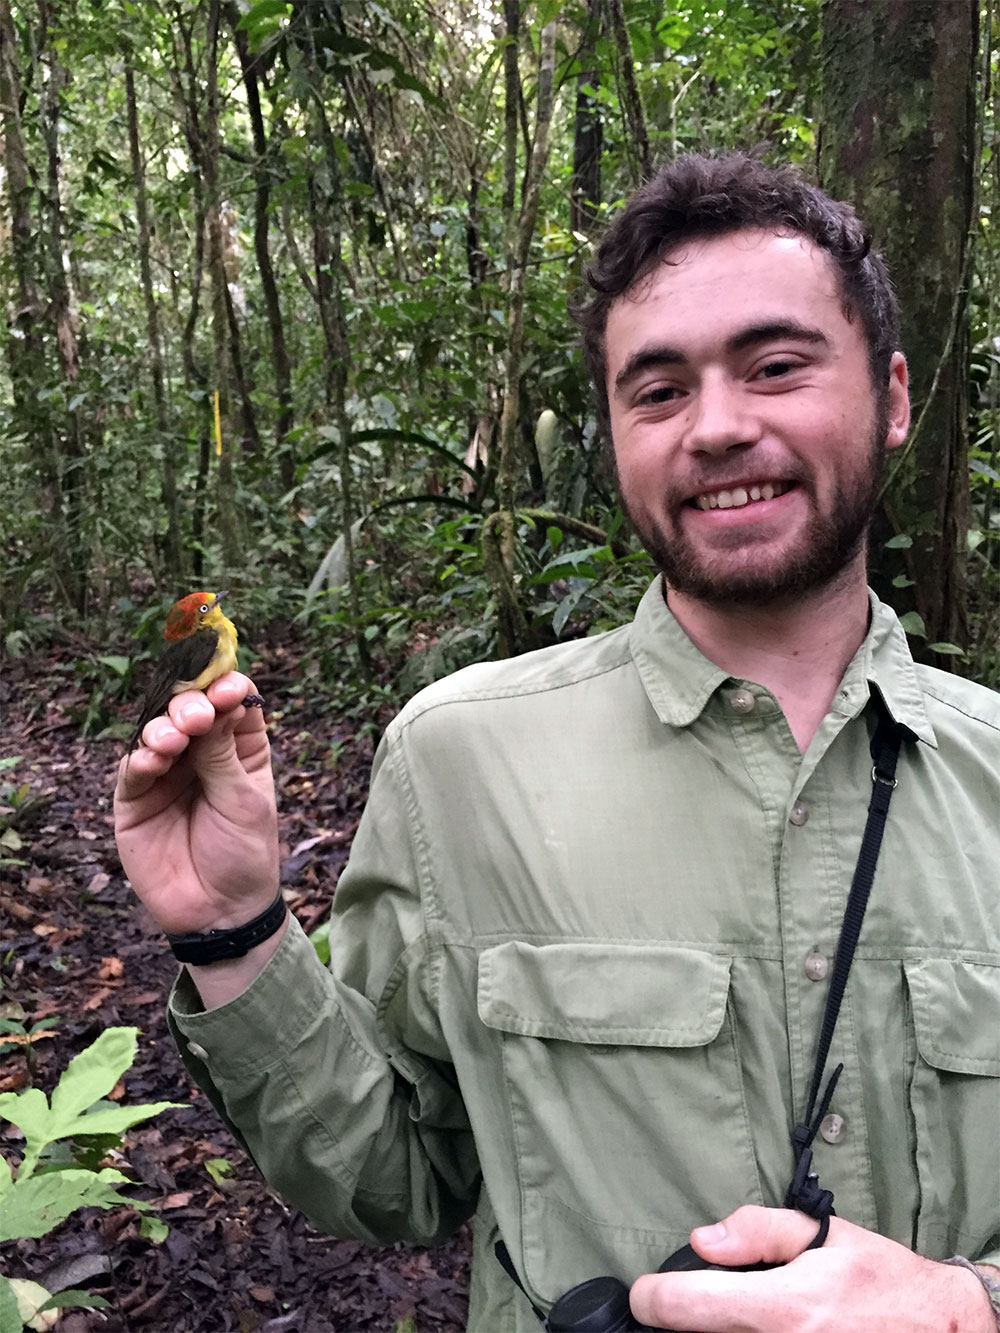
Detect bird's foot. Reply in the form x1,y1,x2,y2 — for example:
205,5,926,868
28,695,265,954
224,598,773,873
242,693,265,709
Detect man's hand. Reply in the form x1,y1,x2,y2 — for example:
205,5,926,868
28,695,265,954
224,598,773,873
114,671,280,939
629,1206,994,1332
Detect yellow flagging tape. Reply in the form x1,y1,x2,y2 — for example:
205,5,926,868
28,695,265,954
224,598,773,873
213,390,222,457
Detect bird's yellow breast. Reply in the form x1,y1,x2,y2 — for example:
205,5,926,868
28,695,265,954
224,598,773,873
170,613,239,694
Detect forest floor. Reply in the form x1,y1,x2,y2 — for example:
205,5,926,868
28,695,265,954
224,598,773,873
0,635,471,1333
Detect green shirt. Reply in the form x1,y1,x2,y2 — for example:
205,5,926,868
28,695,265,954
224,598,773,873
169,581,1000,1331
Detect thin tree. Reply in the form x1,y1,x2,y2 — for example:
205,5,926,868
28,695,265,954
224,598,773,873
488,22,557,657
125,54,183,581
37,0,88,612
228,4,295,490
203,0,240,568
0,1,48,478
606,0,650,184
571,0,603,236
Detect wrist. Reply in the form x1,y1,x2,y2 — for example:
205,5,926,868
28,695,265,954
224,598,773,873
184,913,290,1010
941,1257,1000,1331
166,892,287,964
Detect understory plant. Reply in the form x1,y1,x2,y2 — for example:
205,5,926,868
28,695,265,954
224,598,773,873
0,1026,185,1331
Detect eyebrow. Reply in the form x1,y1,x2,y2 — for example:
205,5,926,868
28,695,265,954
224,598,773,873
613,319,830,397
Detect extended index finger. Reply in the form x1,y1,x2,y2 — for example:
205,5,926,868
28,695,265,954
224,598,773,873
630,1267,797,1332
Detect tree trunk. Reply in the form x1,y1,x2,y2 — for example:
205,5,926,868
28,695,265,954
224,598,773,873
203,0,240,569
125,57,183,582
493,22,557,657
38,7,87,613
570,0,603,236
0,1,48,461
502,0,520,220
818,0,976,660
298,17,370,674
606,0,651,185
228,5,294,488
171,8,212,578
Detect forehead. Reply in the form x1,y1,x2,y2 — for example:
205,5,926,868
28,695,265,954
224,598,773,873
604,229,853,366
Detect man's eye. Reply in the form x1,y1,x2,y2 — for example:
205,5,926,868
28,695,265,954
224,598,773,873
757,360,797,379
640,385,680,405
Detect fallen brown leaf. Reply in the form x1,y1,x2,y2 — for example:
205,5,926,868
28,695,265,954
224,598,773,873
0,1029,56,1047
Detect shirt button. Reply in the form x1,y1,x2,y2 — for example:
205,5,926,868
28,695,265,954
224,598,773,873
819,1112,847,1144
789,801,810,826
729,688,756,714
188,1041,209,1061
804,951,829,982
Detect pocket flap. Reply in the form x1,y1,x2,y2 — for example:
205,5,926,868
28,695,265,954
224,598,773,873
905,958,1000,1075
477,941,731,1046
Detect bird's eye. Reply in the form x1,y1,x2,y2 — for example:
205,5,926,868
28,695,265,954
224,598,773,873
199,603,209,614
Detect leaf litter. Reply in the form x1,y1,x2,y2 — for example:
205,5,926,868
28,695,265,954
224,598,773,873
1,645,470,1332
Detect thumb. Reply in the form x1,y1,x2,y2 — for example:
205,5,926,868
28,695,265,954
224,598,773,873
690,1205,825,1268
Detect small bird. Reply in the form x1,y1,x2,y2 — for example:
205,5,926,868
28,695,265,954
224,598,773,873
128,590,263,753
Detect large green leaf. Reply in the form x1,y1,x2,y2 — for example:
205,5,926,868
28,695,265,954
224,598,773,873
48,1101,184,1142
0,1028,185,1180
49,1027,139,1122
0,1276,22,1333
0,1086,49,1172
0,1167,131,1242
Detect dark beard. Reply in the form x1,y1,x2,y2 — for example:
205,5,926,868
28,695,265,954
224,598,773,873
625,414,888,609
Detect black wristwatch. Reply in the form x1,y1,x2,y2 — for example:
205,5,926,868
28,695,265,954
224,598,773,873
166,894,288,965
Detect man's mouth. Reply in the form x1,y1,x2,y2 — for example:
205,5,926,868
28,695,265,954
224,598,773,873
691,481,793,511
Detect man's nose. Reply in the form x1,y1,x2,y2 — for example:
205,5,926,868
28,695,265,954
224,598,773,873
683,376,760,455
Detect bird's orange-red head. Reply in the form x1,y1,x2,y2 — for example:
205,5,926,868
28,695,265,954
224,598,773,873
164,591,226,641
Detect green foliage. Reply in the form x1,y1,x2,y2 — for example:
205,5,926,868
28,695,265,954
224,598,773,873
1,0,995,714
203,1157,235,1187
309,916,332,965
0,1027,183,1327
0,759,48,868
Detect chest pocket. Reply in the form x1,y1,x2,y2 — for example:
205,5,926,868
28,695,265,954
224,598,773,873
904,958,1000,1258
476,941,762,1308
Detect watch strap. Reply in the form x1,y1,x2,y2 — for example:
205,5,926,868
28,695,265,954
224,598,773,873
167,893,287,964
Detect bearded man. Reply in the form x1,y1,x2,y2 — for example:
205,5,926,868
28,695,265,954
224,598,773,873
116,154,1000,1331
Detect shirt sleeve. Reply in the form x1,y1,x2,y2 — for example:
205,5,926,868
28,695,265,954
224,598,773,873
167,732,481,1246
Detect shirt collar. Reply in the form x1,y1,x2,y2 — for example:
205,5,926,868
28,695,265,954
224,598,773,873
628,578,937,747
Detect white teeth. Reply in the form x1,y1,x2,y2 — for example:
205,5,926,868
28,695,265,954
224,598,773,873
694,482,784,510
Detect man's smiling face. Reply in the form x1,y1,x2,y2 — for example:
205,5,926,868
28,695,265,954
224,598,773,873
604,229,910,607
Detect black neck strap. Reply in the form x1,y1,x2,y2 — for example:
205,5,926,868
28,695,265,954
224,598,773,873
784,691,916,1235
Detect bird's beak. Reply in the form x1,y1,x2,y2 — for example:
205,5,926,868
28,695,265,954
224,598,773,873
209,590,228,609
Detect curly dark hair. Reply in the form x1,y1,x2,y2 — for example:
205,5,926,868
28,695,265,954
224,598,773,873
571,152,900,441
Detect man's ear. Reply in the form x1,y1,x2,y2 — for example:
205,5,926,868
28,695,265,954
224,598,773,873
884,352,910,452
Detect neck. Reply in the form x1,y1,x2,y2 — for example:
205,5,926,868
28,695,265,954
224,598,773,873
665,561,871,752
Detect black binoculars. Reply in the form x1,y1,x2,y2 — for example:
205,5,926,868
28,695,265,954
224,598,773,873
545,1241,777,1332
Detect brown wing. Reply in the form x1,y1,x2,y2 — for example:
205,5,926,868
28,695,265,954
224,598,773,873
127,629,219,752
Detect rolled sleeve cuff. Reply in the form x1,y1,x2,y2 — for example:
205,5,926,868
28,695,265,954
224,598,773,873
168,913,335,1083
